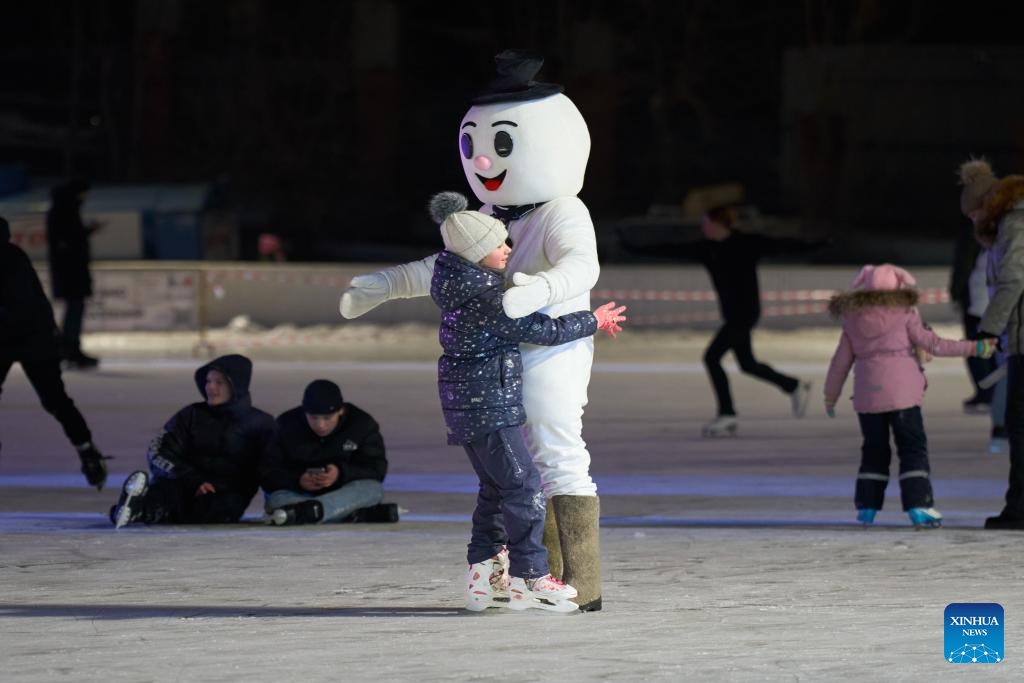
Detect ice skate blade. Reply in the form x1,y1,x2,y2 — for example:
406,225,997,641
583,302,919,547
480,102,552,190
465,596,510,612
114,473,148,529
507,596,579,613
702,427,737,438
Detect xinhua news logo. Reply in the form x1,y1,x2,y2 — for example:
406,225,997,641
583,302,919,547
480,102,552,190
945,603,1003,664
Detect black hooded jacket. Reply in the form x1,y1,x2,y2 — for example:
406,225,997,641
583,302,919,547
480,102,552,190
260,404,387,494
147,354,275,497
0,221,61,362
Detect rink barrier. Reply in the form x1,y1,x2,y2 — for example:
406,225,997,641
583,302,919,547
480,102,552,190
35,262,956,348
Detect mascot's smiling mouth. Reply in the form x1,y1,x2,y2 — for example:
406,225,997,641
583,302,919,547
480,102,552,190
476,170,507,192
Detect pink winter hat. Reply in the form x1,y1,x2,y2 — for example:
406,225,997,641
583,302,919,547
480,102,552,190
850,264,917,291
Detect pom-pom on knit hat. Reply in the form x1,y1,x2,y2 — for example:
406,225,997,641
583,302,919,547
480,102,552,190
851,264,917,291
428,191,508,264
958,158,998,217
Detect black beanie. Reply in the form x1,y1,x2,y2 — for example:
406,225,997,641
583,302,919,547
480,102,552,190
302,379,343,414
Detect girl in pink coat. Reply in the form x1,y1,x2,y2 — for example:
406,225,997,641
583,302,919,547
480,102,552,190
824,264,997,527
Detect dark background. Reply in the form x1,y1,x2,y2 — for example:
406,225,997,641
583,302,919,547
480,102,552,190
3,0,1024,261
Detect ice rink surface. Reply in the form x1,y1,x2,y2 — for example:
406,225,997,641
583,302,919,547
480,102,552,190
1,326,1022,681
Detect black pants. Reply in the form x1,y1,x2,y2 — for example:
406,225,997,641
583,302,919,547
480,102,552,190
703,320,799,416
855,407,932,511
140,477,254,524
1002,355,1024,518
0,358,91,446
61,297,85,357
963,313,997,401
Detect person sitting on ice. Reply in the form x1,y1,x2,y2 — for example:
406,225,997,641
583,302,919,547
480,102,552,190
110,354,275,527
260,378,397,525
427,192,625,612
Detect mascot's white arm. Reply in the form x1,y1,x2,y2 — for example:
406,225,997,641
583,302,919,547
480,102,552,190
339,253,438,319
503,199,600,318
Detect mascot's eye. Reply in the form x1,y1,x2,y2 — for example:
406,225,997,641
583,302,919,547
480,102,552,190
460,133,473,159
494,130,513,157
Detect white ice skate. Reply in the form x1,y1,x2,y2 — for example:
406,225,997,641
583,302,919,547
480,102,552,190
113,470,149,529
464,548,510,611
702,415,737,438
507,574,579,613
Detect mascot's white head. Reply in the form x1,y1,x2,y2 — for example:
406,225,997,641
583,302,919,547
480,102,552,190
459,51,590,206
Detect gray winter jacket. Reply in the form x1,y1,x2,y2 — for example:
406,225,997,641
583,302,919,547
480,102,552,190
430,250,597,444
981,198,1024,354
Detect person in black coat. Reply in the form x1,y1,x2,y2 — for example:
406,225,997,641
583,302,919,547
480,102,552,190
110,354,275,527
0,215,108,489
260,379,395,525
46,179,101,368
621,205,818,437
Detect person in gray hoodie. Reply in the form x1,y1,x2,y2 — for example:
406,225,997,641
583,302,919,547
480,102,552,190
428,192,624,611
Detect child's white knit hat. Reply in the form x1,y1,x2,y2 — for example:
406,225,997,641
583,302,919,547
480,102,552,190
440,211,508,263
429,191,508,263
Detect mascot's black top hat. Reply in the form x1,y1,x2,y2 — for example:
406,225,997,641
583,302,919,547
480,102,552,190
471,50,564,105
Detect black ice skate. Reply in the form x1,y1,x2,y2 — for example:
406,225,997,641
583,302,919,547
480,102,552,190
268,500,324,525
77,443,110,490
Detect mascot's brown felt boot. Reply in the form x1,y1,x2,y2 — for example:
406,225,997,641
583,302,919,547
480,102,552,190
552,494,602,611
543,497,562,579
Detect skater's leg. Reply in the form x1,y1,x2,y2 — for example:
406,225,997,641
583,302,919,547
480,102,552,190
551,494,601,611
891,406,934,511
703,324,735,416
521,341,600,607
1000,355,1024,519
463,438,510,564
471,429,547,580
729,323,800,394
20,358,91,445
20,357,107,489
265,489,314,512
855,412,892,512
521,341,595,496
314,479,384,523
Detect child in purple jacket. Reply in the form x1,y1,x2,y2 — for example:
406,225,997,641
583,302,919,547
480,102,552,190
824,264,997,527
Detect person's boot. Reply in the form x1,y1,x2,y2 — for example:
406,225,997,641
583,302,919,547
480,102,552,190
268,500,324,525
551,494,602,612
76,442,109,490
542,497,562,579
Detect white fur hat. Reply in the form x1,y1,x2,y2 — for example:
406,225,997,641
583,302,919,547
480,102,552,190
440,211,508,263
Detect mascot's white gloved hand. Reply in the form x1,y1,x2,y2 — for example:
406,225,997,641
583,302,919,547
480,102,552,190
503,272,552,319
340,272,391,319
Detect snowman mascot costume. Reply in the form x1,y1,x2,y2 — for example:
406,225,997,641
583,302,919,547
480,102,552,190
341,51,603,611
